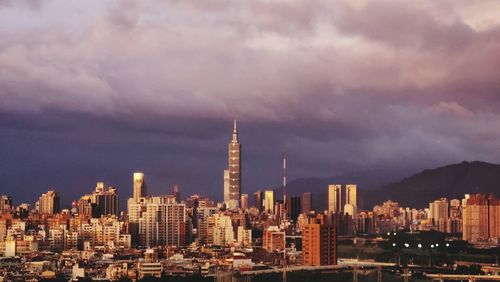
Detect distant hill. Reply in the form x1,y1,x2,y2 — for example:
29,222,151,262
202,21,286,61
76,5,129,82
280,161,500,211
364,161,500,208
276,168,411,211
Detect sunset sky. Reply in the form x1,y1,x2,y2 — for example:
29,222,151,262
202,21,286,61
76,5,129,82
1,0,500,206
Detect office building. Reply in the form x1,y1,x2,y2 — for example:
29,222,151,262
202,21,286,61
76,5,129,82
301,192,312,214
254,190,264,211
328,185,343,213
225,120,241,210
287,196,301,221
133,172,146,202
264,190,275,213
240,194,249,210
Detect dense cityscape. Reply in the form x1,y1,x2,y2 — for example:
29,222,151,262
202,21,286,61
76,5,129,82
3,1,500,282
0,122,499,281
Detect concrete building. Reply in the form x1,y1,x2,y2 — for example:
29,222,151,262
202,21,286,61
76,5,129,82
240,194,249,211
263,226,285,252
37,190,60,215
301,192,312,214
463,194,500,242
302,215,337,266
128,196,186,247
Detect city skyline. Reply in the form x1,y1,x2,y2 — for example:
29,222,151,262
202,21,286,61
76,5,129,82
2,1,500,206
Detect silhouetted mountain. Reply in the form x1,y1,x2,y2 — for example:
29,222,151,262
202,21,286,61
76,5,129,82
276,168,411,211
280,161,500,211
364,161,500,208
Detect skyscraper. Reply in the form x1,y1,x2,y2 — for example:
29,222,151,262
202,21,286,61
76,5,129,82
302,192,312,214
264,190,275,213
344,184,357,218
240,194,249,210
226,120,241,210
328,184,343,213
173,184,180,203
346,184,357,207
254,190,264,211
287,196,301,221
133,172,146,202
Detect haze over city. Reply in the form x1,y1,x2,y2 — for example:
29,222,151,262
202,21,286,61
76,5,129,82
2,0,500,206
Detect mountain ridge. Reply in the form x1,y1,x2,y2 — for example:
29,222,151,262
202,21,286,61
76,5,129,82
281,160,500,211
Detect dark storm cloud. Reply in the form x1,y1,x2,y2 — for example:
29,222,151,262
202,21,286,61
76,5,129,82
1,0,500,206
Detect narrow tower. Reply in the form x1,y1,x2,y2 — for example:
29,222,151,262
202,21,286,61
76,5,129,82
226,119,241,210
283,153,287,220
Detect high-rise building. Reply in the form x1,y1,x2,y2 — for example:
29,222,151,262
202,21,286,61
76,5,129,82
37,190,60,214
328,185,343,213
173,184,180,203
226,120,241,210
133,172,146,202
429,198,449,225
96,185,119,216
223,170,230,205
79,183,119,217
254,190,264,211
212,213,234,246
302,192,312,214
264,190,274,213
302,214,337,266
240,194,249,210
287,196,301,221
0,195,12,214
128,196,186,247
462,194,500,242
346,184,357,207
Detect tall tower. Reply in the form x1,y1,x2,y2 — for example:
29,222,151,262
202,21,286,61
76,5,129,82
226,120,241,210
283,153,287,220
133,172,146,202
328,184,343,213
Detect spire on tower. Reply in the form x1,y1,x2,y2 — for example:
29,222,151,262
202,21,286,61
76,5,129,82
232,119,238,141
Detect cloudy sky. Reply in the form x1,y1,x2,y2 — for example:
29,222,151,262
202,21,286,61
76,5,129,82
1,0,500,207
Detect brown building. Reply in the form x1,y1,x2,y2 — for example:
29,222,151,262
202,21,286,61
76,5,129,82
263,226,285,252
302,214,337,266
463,194,500,242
